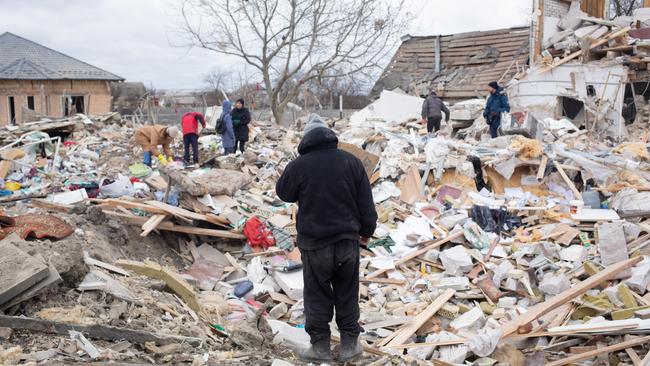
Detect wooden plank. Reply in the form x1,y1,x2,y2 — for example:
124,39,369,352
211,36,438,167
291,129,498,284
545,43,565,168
103,210,246,240
499,256,643,337
383,289,455,347
365,232,463,279
360,278,407,285
546,336,650,366
555,163,582,199
145,200,208,221
31,199,73,213
362,317,413,331
116,259,201,313
269,292,297,305
83,252,130,277
625,347,643,366
540,27,631,72
0,314,202,346
537,156,548,181
141,214,167,237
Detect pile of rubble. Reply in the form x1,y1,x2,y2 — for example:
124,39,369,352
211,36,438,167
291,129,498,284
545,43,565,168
1,89,650,366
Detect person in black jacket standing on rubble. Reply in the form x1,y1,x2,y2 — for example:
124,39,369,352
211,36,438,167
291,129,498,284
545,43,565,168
421,90,450,137
231,99,251,153
483,81,510,138
276,114,378,364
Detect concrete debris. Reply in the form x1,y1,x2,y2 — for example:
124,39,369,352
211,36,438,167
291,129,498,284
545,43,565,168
3,7,650,364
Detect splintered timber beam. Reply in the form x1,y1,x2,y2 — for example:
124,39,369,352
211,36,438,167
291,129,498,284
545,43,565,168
546,335,650,366
365,231,464,279
499,256,643,337
103,210,245,240
0,314,203,346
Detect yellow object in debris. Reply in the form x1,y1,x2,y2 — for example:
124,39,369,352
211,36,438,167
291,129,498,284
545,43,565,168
4,181,21,191
612,142,650,161
509,136,543,160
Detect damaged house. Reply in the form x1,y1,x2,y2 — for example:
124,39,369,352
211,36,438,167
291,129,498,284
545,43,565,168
0,32,123,125
375,0,650,140
371,26,531,101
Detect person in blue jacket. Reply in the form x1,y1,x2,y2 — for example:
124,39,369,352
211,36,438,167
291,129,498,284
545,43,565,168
483,81,510,138
220,100,236,154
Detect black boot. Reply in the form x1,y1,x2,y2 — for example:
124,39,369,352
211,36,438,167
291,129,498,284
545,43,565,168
339,334,362,363
298,338,332,363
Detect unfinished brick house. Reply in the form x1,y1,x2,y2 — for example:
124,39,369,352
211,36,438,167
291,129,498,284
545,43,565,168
0,32,123,126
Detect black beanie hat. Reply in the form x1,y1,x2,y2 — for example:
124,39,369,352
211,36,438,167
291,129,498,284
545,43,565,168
488,81,499,89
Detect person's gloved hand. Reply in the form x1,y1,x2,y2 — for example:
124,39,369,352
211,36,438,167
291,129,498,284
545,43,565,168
157,154,168,165
167,156,174,163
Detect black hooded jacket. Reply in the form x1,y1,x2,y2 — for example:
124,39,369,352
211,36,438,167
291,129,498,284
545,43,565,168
275,127,378,250
231,106,251,141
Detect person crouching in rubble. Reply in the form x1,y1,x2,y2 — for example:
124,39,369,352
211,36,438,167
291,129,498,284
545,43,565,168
231,98,251,153
181,111,206,166
421,89,450,137
483,81,510,138
276,113,378,364
219,100,236,154
134,125,180,166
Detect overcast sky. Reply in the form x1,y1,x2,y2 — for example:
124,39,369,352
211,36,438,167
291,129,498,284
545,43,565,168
0,0,531,90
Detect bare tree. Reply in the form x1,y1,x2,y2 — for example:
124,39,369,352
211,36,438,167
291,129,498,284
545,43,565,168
178,0,407,124
204,68,232,93
611,0,642,17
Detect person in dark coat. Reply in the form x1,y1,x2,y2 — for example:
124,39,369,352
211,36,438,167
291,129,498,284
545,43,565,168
483,81,510,138
231,99,251,153
275,114,377,364
421,90,450,136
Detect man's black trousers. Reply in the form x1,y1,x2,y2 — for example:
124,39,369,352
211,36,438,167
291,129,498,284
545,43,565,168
300,239,363,343
427,116,442,133
183,133,199,164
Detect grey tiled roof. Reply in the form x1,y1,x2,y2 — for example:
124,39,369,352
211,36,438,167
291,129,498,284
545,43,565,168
0,32,123,81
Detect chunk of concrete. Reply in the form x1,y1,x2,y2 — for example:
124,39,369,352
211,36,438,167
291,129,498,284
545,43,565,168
0,327,12,339
407,333,437,360
559,245,588,263
267,319,310,352
435,331,469,364
269,303,288,319
597,222,630,279
539,274,571,296
434,276,470,291
440,245,473,276
1,259,62,311
0,238,49,306
78,270,136,303
450,306,485,332
273,270,304,301
625,257,650,293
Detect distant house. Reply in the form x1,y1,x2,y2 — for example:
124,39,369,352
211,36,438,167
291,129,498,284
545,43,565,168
0,32,124,125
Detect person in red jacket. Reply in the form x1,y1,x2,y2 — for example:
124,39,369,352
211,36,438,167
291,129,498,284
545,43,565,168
181,112,206,165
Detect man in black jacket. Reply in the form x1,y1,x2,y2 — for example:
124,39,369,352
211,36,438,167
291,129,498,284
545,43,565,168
421,90,450,137
276,114,377,363
231,99,251,153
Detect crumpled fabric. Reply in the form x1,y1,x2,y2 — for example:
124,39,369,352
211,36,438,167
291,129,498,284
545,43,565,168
468,328,502,357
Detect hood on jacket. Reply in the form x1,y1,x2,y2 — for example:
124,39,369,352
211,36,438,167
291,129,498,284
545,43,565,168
298,126,338,155
222,100,232,113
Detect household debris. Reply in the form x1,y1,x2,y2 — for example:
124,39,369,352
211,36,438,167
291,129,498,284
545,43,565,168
3,11,650,365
